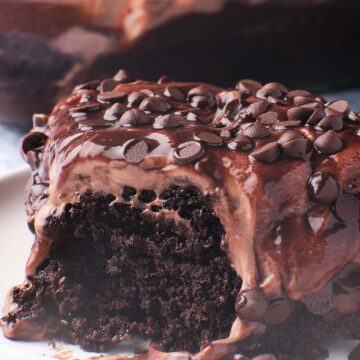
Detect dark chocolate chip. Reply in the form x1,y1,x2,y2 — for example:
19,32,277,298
70,103,100,113
316,115,343,131
223,98,240,119
307,109,326,126
251,142,280,163
348,111,360,122
303,289,333,316
128,91,148,107
327,99,349,115
273,120,302,130
153,114,181,129
139,97,171,113
286,89,312,99
73,79,100,93
103,103,127,121
314,130,343,154
98,91,127,104
188,86,215,108
174,141,204,165
141,89,155,97
257,112,279,126
164,86,185,101
236,79,262,95
157,75,171,84
287,106,314,122
118,109,151,127
245,100,269,120
21,132,47,154
262,298,292,325
302,102,323,110
235,289,268,322
281,139,312,160
113,69,134,83
308,172,339,203
256,82,288,100
124,140,149,164
267,96,290,106
278,130,304,146
195,131,223,146
78,119,111,131
228,135,253,152
79,93,93,104
293,96,316,106
32,113,48,128
243,123,270,139
99,79,119,93
334,193,360,222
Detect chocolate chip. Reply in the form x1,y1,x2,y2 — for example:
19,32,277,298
251,142,280,163
79,93,93,104
273,120,302,130
103,103,127,121
278,130,304,146
188,86,215,108
303,290,333,316
223,98,240,119
286,89,312,99
153,114,181,129
316,115,343,131
139,97,171,113
157,75,171,84
164,86,185,101
127,91,147,107
314,130,343,154
32,113,48,128
262,298,292,325
243,123,270,139
307,109,326,126
349,111,360,122
308,172,339,203
141,89,155,97
245,100,269,119
334,193,360,222
98,91,127,103
293,96,317,106
70,103,100,113
21,132,47,154
99,79,119,93
302,102,323,110
79,119,111,131
267,96,290,106
174,141,204,164
327,99,349,114
118,109,151,127
113,69,134,83
73,79,100,93
257,112,279,126
195,131,223,146
124,140,149,163
256,82,288,100
281,139,312,160
228,135,253,151
236,79,262,95
235,289,268,322
287,106,314,122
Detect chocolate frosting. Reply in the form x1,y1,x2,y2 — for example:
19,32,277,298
2,72,360,359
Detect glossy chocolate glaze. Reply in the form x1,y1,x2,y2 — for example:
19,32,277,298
2,74,360,359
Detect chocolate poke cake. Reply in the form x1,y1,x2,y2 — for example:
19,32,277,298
1,70,360,360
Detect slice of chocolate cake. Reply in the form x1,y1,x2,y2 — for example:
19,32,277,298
1,72,360,360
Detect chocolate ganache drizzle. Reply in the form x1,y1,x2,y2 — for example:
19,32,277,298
3,70,360,359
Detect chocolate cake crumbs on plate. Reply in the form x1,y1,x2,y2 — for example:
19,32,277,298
1,70,360,360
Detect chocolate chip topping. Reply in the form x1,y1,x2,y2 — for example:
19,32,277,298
70,103,100,113
188,86,216,108
73,79,100,93
256,82,288,100
235,290,268,322
195,131,223,146
124,140,149,163
257,111,280,126
327,99,349,115
278,130,304,146
316,115,343,131
139,97,172,113
164,86,185,101
153,114,181,129
236,79,262,95
314,130,344,154
287,106,314,123
113,69,134,83
103,103,127,121
251,142,280,163
293,95,316,106
273,120,302,130
174,141,204,164
262,298,292,325
157,75,171,84
245,100,269,119
308,172,340,203
334,194,360,222
223,98,240,119
118,109,151,127
281,139,312,160
128,91,148,107
286,89,312,99
228,135,253,152
243,123,270,139
307,109,326,126
99,79,119,93
98,91,127,104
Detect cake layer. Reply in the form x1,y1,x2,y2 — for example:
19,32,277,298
2,72,360,359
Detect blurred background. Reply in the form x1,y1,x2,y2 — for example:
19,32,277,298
1,0,360,173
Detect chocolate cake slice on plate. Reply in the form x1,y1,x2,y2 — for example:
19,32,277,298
1,71,360,360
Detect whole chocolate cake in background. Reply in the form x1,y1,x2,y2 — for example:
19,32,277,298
1,0,360,127
1,69,360,360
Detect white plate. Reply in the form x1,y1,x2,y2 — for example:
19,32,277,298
0,167,358,360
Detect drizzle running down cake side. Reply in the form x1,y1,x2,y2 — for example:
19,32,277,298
1,71,360,360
